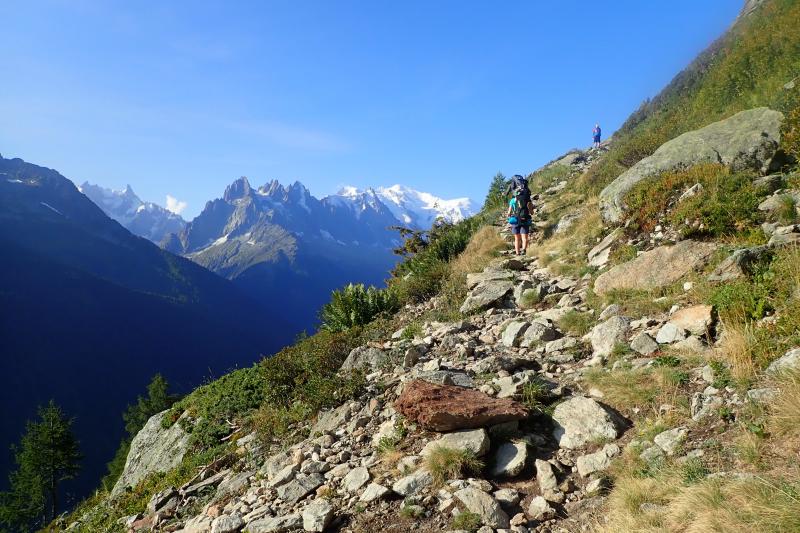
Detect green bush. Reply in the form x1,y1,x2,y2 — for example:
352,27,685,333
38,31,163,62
320,283,399,332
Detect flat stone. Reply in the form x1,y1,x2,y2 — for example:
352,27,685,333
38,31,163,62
493,488,521,507
461,280,515,314
588,229,622,268
520,321,560,347
394,380,528,432
341,346,388,372
359,482,390,503
342,466,370,493
276,474,324,505
421,428,491,457
392,469,433,496
467,270,515,290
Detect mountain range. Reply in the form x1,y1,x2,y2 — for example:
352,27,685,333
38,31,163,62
87,177,473,331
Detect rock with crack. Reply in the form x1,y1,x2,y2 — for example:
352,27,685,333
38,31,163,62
359,482,390,503
501,320,530,347
551,396,623,449
112,410,190,497
599,107,785,222
394,380,528,431
276,473,324,505
454,487,511,528
594,241,718,295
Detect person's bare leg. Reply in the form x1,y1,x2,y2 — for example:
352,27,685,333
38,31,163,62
521,232,529,254
514,234,521,255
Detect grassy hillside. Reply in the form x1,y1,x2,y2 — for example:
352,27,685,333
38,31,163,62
578,0,800,194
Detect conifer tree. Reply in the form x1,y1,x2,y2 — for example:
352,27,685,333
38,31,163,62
0,401,81,532
484,171,508,209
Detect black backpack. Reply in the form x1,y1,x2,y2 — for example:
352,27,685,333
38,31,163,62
513,189,531,223
511,174,529,194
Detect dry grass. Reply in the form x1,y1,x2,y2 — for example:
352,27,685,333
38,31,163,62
583,367,687,417
423,446,484,486
713,323,760,383
449,225,507,278
768,370,800,454
535,199,604,273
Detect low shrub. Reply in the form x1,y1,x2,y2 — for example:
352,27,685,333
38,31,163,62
320,283,399,332
450,511,482,531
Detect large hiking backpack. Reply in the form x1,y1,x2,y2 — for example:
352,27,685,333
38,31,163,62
513,189,531,224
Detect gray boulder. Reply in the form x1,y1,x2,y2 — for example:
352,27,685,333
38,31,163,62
588,316,630,358
630,332,659,355
301,499,333,532
594,240,717,295
340,346,388,372
111,410,190,497
421,428,490,457
587,229,622,268
454,487,510,528
501,320,530,347
708,245,772,282
247,514,302,533
551,396,623,449
489,441,528,478
600,107,784,222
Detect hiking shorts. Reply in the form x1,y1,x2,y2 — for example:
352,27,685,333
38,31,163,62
593,135,601,143
511,224,530,235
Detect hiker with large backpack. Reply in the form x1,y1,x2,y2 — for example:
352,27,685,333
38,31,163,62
506,174,535,256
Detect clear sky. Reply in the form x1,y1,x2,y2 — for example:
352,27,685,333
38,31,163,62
0,1,742,218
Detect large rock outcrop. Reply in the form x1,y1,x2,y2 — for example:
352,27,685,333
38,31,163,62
594,240,717,295
599,107,784,222
112,410,190,496
394,380,527,431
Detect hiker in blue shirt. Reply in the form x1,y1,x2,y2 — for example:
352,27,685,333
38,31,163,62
592,124,602,148
507,176,535,256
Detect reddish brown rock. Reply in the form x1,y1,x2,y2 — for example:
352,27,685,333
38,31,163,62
394,380,528,431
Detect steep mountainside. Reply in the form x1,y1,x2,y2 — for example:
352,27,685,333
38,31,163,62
0,155,292,499
79,182,186,242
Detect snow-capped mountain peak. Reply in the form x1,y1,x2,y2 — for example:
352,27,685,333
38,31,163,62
79,182,186,242
331,184,474,229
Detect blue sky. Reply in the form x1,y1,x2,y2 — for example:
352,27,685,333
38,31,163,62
0,1,741,218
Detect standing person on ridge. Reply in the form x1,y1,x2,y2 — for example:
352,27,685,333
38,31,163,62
506,174,535,256
592,123,602,148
